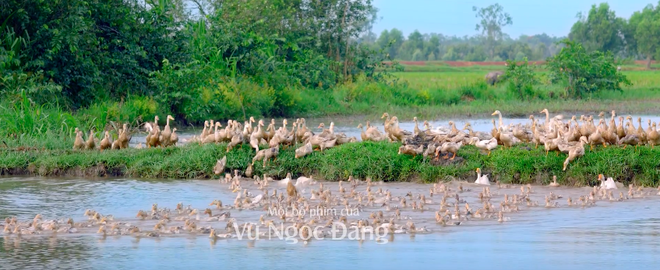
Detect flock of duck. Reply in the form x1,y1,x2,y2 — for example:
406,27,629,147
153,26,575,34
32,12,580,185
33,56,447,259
20,110,660,241
3,169,660,242
72,109,660,174
72,116,179,151
398,109,660,171
6,108,659,242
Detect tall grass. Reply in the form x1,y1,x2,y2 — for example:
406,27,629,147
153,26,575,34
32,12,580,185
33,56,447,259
0,94,159,140
0,91,78,137
1,142,658,187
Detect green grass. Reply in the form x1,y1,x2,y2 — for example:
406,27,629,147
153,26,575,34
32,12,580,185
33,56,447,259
294,68,660,120
397,64,508,73
1,141,659,187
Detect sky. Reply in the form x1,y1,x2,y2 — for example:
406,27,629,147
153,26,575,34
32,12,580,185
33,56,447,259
371,0,656,38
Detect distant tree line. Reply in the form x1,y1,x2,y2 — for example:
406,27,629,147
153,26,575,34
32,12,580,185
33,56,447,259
359,29,562,62
359,2,660,67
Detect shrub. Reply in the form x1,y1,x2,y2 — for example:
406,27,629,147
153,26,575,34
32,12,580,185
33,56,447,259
502,58,538,100
547,39,631,98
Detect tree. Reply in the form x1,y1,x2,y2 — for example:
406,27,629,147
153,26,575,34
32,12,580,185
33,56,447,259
376,29,391,50
0,0,189,107
408,30,424,52
442,48,457,61
426,34,441,58
412,49,424,61
501,58,537,100
630,3,660,69
533,43,548,60
473,4,513,59
386,28,405,59
547,39,631,98
569,3,626,54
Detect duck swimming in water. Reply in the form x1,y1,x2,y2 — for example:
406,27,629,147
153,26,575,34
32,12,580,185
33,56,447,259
474,168,490,185
598,174,619,190
548,176,560,187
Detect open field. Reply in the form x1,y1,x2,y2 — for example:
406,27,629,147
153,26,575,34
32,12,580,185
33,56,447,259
307,66,660,120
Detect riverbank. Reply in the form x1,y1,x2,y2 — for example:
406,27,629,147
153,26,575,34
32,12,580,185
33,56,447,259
1,142,658,187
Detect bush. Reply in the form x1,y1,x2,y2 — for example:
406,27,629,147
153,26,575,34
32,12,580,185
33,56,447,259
547,39,631,98
501,58,538,100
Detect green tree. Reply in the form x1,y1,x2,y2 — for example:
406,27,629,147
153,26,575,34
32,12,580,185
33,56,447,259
569,3,626,54
408,30,424,52
501,58,537,100
442,47,457,61
473,3,513,60
465,46,487,61
630,2,660,69
387,28,405,59
547,39,631,98
533,43,548,60
412,49,424,61
376,29,391,50
426,34,441,57
0,0,188,107
427,52,436,61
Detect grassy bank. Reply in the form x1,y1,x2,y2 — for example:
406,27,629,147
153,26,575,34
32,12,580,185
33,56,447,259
1,142,659,187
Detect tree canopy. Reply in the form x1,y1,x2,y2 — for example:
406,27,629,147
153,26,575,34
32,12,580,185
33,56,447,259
473,3,513,60
1,0,390,120
630,2,660,68
547,39,630,98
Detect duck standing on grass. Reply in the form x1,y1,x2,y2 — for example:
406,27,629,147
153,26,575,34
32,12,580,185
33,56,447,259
99,131,112,151
73,128,85,150
85,129,96,150
471,137,498,156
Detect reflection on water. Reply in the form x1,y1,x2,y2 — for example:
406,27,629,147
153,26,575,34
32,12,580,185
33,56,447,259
1,177,660,270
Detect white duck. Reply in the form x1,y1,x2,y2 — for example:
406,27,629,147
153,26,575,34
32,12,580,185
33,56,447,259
475,168,490,185
598,174,619,190
295,176,315,188
548,175,560,187
277,173,293,187
471,137,498,156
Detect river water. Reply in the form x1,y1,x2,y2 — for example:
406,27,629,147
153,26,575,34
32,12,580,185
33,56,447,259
1,176,659,270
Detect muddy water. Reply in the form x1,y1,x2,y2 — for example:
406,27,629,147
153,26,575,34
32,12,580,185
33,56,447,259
1,176,660,269
131,114,660,146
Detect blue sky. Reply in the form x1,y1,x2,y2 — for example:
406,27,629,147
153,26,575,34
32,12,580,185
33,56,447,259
371,0,656,38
